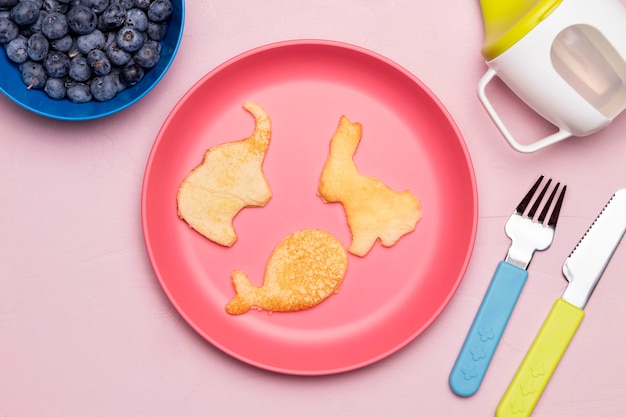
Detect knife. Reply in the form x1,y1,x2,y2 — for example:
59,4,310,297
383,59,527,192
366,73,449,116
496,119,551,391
497,189,626,417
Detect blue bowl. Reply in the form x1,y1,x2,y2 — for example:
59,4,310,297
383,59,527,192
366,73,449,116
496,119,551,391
0,1,185,121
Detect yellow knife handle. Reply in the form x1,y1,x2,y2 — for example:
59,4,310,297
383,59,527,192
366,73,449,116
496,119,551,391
496,299,584,417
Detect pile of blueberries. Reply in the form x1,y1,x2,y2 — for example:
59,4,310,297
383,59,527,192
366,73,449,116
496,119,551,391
0,0,173,102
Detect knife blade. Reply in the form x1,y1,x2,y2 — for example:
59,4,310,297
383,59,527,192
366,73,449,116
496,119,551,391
497,189,626,417
562,189,626,308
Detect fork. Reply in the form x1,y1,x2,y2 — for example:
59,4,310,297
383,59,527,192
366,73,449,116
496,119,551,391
449,175,566,397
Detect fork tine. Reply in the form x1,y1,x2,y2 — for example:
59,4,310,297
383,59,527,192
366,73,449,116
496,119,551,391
547,185,566,228
515,175,544,214
528,178,552,218
538,182,560,224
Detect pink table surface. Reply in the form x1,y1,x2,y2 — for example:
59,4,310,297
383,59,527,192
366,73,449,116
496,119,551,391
2,1,626,416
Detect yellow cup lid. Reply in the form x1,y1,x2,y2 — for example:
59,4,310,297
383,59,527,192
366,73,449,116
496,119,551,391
480,0,562,60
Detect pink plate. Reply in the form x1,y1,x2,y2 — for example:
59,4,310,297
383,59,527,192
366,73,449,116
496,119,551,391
142,40,478,375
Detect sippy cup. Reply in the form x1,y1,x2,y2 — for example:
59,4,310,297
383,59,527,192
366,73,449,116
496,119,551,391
478,0,626,152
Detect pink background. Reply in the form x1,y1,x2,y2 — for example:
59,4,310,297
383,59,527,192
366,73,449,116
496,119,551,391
2,1,626,416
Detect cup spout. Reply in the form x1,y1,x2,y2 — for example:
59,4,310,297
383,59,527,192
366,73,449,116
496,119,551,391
479,0,562,60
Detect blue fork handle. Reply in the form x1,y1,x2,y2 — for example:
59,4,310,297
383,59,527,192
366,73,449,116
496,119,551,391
449,261,528,397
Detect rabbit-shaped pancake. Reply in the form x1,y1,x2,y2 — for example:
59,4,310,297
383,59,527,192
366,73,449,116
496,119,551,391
318,116,422,256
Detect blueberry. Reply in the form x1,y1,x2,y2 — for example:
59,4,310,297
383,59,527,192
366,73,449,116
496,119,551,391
0,16,18,43
29,0,44,9
103,29,115,46
10,1,40,26
124,8,146,31
20,60,47,89
44,76,66,99
31,12,50,36
66,80,92,102
105,40,129,65
109,0,134,9
18,28,32,38
0,0,19,11
119,60,142,86
90,73,117,101
66,36,80,57
41,11,69,40
42,0,68,13
66,4,97,35
27,32,49,61
43,50,69,77
147,0,171,22
81,0,109,14
69,53,91,81
76,28,104,53
98,3,125,30
133,0,148,10
109,67,125,92
116,26,142,52
146,20,166,41
147,38,160,53
5,34,27,63
87,48,110,75
132,38,158,68
50,33,72,51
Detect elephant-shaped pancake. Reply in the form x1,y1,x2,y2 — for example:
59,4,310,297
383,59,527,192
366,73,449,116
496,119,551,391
177,101,272,247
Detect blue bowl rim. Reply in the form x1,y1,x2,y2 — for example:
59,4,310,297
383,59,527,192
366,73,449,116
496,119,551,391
0,0,185,121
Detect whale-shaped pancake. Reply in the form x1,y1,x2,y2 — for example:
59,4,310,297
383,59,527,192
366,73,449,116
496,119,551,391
225,229,348,314
177,101,272,247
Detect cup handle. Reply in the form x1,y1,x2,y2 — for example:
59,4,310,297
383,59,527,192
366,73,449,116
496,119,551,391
477,68,573,153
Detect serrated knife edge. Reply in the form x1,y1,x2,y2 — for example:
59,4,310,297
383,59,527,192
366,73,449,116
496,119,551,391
562,189,626,309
